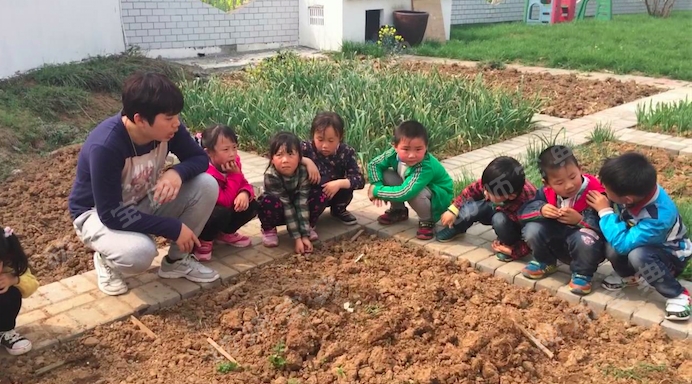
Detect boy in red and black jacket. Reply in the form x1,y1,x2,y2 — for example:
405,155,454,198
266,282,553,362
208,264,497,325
518,145,607,296
437,156,536,262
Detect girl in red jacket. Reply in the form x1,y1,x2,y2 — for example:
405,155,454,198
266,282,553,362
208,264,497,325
194,125,258,261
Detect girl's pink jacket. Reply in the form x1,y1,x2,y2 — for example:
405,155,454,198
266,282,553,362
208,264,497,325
206,156,255,208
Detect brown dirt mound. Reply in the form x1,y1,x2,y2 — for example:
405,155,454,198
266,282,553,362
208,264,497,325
3,237,689,384
397,62,662,119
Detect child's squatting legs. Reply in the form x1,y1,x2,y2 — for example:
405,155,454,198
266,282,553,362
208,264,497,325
522,221,605,295
379,169,434,239
0,286,31,355
604,245,691,321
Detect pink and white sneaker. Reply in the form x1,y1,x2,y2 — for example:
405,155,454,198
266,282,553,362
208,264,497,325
309,227,319,241
216,232,251,248
193,240,214,261
262,228,279,248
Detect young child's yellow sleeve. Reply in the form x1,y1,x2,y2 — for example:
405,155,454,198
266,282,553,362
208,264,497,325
15,268,39,298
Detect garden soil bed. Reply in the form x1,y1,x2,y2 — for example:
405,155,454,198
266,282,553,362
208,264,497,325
575,141,692,199
2,237,691,384
396,62,662,119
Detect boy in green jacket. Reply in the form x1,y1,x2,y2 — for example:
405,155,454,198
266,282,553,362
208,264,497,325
367,120,454,240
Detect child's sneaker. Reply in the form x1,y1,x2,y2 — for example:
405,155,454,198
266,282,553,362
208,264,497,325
216,232,251,248
193,240,213,261
309,227,319,241
601,272,643,291
262,228,279,248
521,261,558,279
0,329,32,356
331,209,358,225
496,253,513,262
377,207,409,225
569,273,592,295
436,226,463,243
416,221,435,240
665,290,691,321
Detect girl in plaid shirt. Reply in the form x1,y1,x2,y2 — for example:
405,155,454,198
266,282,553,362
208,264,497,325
258,131,328,254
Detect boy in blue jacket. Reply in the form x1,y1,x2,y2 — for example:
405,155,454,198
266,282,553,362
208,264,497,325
587,152,691,321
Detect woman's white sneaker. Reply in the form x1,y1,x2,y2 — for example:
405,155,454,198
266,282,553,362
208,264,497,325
93,252,128,296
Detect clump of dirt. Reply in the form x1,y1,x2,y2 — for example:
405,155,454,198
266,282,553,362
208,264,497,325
576,141,692,199
397,62,662,119
0,145,167,284
3,237,689,384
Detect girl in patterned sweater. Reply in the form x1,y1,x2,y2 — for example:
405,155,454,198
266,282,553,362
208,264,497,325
258,132,329,254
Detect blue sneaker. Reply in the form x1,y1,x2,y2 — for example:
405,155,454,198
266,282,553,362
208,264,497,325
436,226,463,242
569,273,592,295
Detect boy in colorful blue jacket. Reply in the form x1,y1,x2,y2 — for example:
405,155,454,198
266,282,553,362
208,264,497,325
587,152,691,321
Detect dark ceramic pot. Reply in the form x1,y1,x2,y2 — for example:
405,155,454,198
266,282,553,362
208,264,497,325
392,10,429,46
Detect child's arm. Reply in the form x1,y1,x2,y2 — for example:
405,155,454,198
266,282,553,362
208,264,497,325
292,167,312,238
367,148,395,186
343,145,365,190
372,163,434,203
518,189,550,223
447,180,485,216
598,209,671,255
264,173,303,240
216,157,254,208
15,268,39,298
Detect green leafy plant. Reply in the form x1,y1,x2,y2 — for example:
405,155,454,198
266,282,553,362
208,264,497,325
180,52,539,170
377,25,407,55
216,361,239,374
268,341,287,369
588,124,616,144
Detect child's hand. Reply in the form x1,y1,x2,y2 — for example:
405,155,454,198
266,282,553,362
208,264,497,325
541,204,561,219
221,160,240,174
491,240,512,255
557,207,583,225
294,238,309,254
303,158,320,184
234,191,250,212
0,272,19,294
440,211,456,228
322,180,342,199
371,198,387,208
302,238,313,254
586,191,610,211
368,184,376,200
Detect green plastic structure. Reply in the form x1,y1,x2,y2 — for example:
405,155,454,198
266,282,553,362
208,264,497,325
576,0,612,21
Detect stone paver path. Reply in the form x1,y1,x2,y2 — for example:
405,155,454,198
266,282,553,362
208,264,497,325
9,58,692,356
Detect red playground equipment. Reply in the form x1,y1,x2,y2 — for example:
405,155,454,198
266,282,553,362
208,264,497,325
524,0,576,24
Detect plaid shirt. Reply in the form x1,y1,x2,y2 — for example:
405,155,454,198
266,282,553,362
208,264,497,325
300,141,365,190
450,179,537,260
264,164,311,239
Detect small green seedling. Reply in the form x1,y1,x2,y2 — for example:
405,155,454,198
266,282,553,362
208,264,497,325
269,342,287,369
216,361,239,374
336,366,346,378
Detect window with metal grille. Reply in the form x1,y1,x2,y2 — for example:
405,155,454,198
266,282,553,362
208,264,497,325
308,5,324,26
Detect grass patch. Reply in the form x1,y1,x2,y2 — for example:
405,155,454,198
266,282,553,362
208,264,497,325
216,361,239,374
601,363,667,381
180,52,540,166
0,51,191,180
588,124,616,144
636,98,692,136
411,12,692,80
340,41,388,59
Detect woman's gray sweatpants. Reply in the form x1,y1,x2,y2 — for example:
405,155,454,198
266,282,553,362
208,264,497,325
383,169,432,221
73,173,218,275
